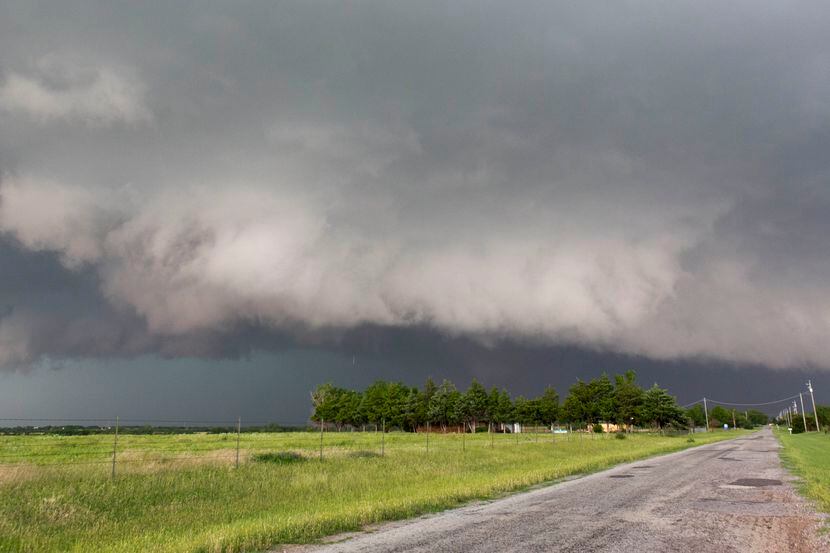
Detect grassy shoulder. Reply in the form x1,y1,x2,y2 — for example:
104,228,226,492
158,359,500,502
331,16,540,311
776,428,830,515
0,430,745,553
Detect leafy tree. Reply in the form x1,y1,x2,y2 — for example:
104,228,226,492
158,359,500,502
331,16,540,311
613,370,644,428
686,404,707,427
513,396,541,426
589,373,615,426
423,378,437,407
461,379,489,432
402,387,424,431
709,406,731,427
416,378,438,429
488,387,514,430
358,380,410,428
360,381,388,425
310,382,339,424
428,380,462,431
537,386,560,427
562,376,615,426
343,390,364,428
562,380,590,425
639,384,687,430
815,405,830,429
331,389,359,429
384,382,411,428
745,409,768,427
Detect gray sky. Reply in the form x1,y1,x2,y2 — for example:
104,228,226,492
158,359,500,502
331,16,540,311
1,2,829,419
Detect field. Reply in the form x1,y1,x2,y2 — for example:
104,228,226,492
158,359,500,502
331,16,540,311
776,429,830,516
0,429,745,553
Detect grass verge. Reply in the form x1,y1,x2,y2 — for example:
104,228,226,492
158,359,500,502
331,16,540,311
776,429,830,516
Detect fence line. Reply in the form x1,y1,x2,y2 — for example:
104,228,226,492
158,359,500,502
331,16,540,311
0,418,734,477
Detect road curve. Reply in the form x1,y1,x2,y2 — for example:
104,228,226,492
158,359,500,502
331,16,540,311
297,429,826,553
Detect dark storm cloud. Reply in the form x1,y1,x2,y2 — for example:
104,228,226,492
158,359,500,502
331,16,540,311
2,2,830,369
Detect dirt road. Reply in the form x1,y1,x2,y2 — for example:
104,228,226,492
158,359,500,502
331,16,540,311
298,428,827,552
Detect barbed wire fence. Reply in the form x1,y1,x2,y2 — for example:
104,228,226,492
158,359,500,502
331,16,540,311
0,416,688,478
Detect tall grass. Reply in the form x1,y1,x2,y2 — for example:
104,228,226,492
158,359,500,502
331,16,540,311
0,430,743,552
776,429,830,515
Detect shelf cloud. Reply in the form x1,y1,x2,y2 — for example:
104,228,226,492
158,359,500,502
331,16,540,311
2,2,830,370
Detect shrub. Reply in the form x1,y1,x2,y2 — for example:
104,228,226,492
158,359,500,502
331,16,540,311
614,433,626,440
592,423,604,433
252,451,306,464
791,417,805,434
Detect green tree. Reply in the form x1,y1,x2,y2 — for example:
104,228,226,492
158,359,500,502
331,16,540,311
639,384,687,430
814,405,829,429
538,386,560,427
310,382,339,424
384,382,411,429
709,405,731,428
360,381,390,426
418,378,437,428
462,379,489,432
343,390,364,428
613,370,644,429
358,380,410,428
590,373,615,426
562,380,590,426
428,380,462,431
745,409,768,427
488,387,513,430
403,387,425,431
513,396,541,427
331,388,359,430
686,404,707,427
791,415,806,434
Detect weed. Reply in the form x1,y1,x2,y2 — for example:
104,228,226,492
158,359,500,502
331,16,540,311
252,451,306,464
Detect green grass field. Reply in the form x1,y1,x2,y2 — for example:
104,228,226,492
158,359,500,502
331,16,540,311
776,429,830,517
0,429,745,553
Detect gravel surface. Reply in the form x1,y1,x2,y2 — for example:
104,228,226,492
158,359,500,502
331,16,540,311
286,428,828,552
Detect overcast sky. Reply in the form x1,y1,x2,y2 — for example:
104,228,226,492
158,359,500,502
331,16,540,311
1,2,829,420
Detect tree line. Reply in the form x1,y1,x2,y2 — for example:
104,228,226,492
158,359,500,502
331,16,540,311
311,371,695,432
685,404,768,430
773,405,829,434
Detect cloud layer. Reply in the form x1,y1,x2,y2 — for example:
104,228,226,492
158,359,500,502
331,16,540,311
0,55,150,125
2,2,830,370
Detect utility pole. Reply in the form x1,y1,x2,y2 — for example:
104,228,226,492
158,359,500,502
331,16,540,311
800,393,808,432
320,418,324,461
703,398,710,432
793,400,799,430
236,416,241,469
111,416,119,480
731,409,736,430
808,380,820,432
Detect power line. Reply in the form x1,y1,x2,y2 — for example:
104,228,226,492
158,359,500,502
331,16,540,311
680,399,703,408
703,394,801,407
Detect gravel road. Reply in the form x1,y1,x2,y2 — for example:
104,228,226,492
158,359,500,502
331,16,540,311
293,428,827,553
